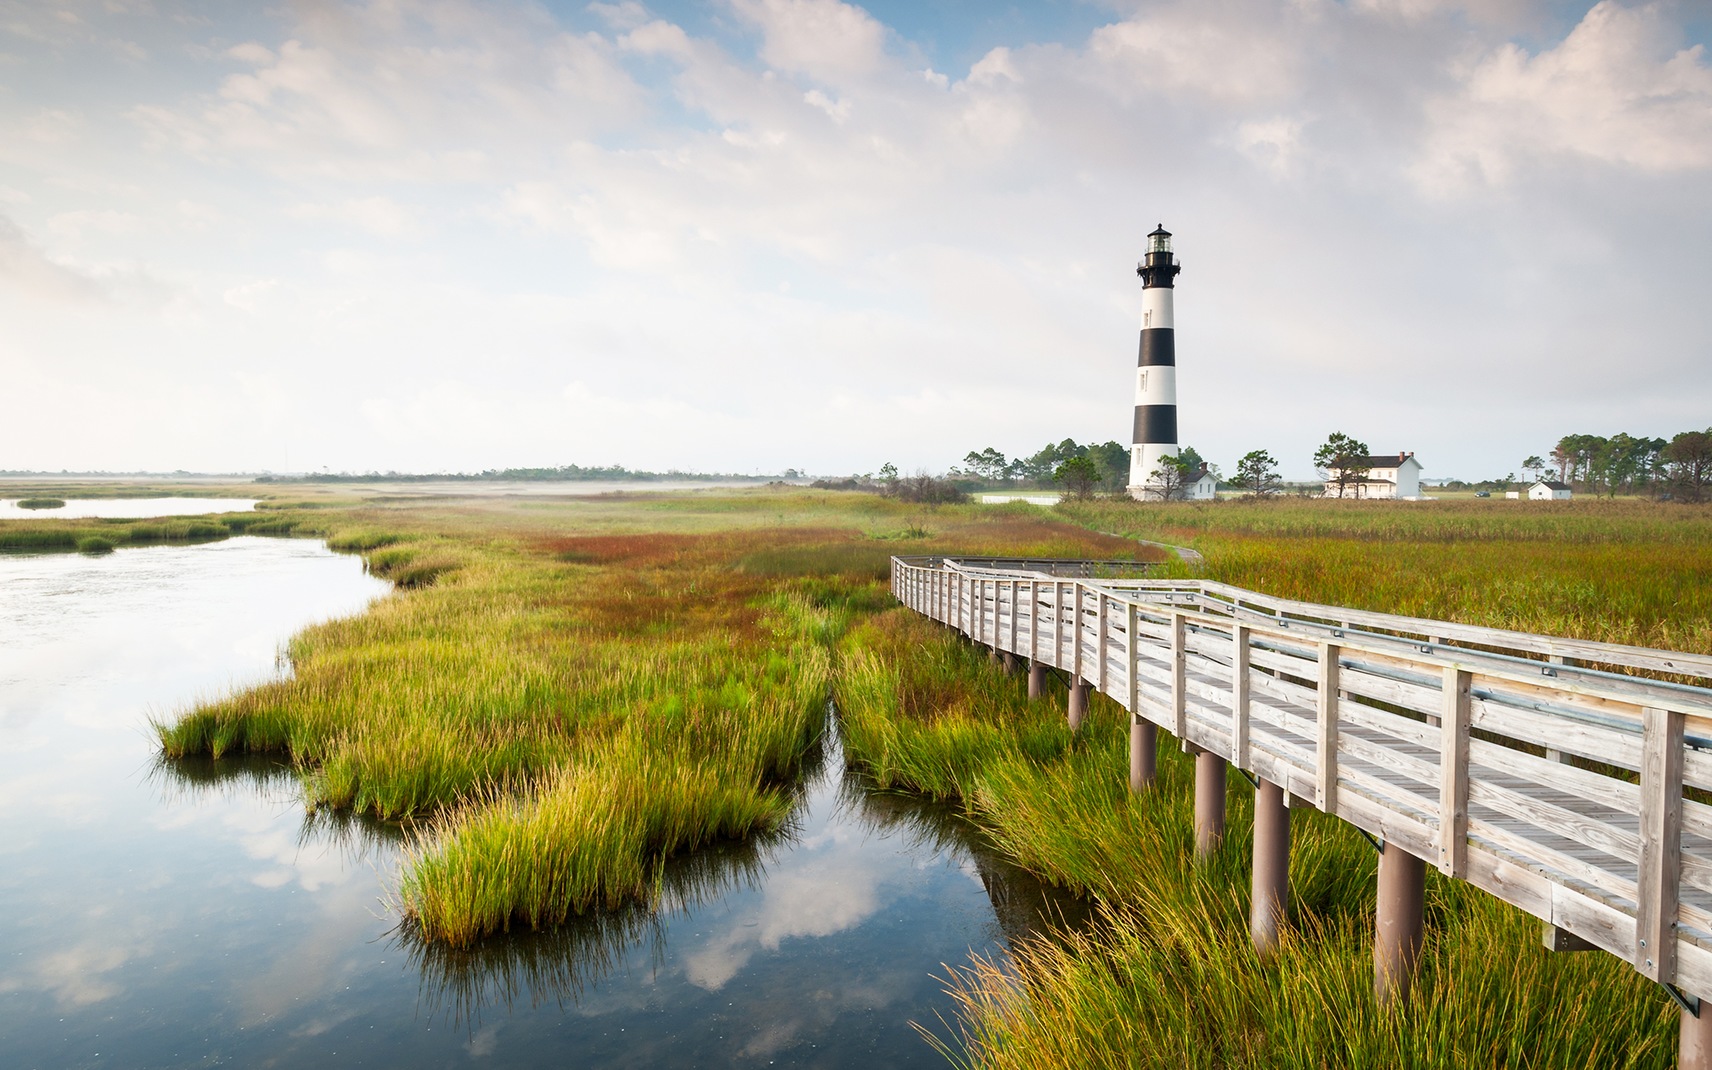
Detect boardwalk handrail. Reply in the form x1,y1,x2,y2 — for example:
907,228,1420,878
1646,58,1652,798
891,553,1712,1024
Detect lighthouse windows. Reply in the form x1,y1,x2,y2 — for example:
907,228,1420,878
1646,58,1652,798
1144,310,1152,327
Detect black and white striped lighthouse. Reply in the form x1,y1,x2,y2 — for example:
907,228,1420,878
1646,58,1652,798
1127,224,1181,499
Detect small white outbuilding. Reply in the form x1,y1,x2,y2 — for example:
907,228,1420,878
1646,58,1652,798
1187,464,1219,501
1529,481,1573,501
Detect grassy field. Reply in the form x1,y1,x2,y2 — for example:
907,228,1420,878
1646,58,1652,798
13,484,1699,1063
125,486,1153,947
828,494,1706,1068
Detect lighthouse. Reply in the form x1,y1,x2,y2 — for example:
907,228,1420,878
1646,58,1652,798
1127,224,1181,500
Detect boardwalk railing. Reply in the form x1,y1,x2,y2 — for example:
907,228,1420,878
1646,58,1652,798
891,553,1712,1058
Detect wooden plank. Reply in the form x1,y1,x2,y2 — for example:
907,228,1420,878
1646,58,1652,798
1338,730,1439,791
1316,642,1340,812
1234,625,1252,768
1337,762,1440,827
1338,699,1439,750
1335,787,1437,860
1636,705,1685,982
1465,777,1639,868
1441,668,1472,878
1470,695,1643,772
1468,817,1638,906
1467,737,1641,818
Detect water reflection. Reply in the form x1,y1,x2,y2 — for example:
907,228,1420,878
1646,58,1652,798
393,719,1090,1058
0,496,258,519
1,538,1088,1068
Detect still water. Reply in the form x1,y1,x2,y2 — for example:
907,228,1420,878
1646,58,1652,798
0,537,1082,1068
0,498,259,519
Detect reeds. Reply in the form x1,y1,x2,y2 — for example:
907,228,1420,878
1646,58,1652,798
154,495,1140,947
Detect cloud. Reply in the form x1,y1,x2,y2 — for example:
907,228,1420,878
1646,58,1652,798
728,0,890,84
290,195,422,237
1414,1,1712,190
0,214,105,302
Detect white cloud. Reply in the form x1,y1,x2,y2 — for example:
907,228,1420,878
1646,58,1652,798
729,0,889,84
291,195,422,237
1415,1,1712,190
0,214,105,302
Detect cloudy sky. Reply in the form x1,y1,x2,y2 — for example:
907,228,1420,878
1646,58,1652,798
1,0,1708,480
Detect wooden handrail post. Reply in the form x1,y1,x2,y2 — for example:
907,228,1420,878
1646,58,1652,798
1009,580,1019,657
1438,667,1472,878
1128,602,1156,790
1232,624,1251,768
1097,593,1110,695
1029,580,1040,665
1316,643,1341,812
1073,584,1085,683
1053,582,1064,670
1637,705,1685,984
1170,611,1187,741
1252,776,1290,957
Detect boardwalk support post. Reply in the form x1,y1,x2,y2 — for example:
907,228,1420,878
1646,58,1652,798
1193,746,1226,858
1068,679,1088,732
1251,777,1290,957
1676,988,1709,1070
1028,660,1046,702
1374,842,1427,1007
1131,715,1156,792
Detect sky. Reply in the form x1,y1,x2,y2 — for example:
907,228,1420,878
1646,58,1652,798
1,0,1708,481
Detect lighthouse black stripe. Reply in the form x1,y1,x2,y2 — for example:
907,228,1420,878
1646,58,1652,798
1132,405,1177,444
1138,329,1175,368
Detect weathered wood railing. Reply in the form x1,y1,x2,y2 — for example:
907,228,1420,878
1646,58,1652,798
891,554,1712,1064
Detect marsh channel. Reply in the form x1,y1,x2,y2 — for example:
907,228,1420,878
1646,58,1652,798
0,532,1088,1068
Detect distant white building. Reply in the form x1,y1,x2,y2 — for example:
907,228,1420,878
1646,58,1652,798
1529,480,1573,501
1187,464,1219,501
1324,452,1423,500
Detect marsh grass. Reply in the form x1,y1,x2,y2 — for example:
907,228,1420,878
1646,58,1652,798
823,497,1712,1067
150,489,1138,948
0,510,321,551
840,605,1679,1067
16,497,65,509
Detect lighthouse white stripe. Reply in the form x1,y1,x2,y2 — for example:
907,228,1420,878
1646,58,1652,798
1130,443,1180,492
1140,287,1174,330
1135,366,1177,408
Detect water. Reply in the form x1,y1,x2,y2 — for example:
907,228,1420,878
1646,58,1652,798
0,498,258,519
0,537,1085,1068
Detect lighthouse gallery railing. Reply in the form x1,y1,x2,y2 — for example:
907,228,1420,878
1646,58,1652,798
890,554,1712,999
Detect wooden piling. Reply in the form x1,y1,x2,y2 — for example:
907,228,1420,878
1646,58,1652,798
1683,1001,1711,1070
1130,715,1156,792
1068,679,1088,732
1028,660,1045,702
1251,777,1290,957
1375,843,1427,1007
1194,747,1226,858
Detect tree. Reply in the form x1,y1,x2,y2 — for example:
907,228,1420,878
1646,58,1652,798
1313,432,1371,498
877,462,899,497
1523,456,1546,483
1140,453,1198,501
1235,449,1282,498
1665,430,1712,503
1053,456,1102,500
962,447,1009,482
1087,440,1130,491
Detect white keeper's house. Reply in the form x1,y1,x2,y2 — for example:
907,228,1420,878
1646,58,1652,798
1186,463,1219,501
1528,480,1573,501
1324,452,1424,500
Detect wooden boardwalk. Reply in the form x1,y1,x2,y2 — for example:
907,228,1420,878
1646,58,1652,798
891,554,1712,1059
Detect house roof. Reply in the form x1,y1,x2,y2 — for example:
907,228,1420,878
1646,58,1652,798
1534,481,1572,491
1339,454,1420,470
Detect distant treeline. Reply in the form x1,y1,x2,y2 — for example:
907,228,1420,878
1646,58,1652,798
1527,431,1712,500
255,465,798,484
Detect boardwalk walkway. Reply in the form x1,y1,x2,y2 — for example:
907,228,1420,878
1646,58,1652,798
891,554,1712,1065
